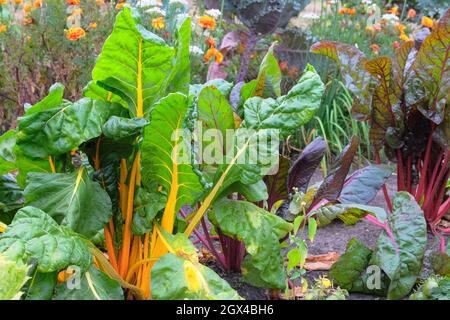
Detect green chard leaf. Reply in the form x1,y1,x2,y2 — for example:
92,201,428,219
0,254,30,300
90,8,175,117
24,168,112,238
310,203,387,227
208,199,292,289
0,130,17,175
370,192,427,300
0,206,92,273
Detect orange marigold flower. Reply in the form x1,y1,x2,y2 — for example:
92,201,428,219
151,16,165,29
388,6,399,16
422,16,433,28
0,0,7,5
14,0,24,4
204,47,223,64
338,8,347,14
347,8,356,15
24,3,31,12
370,44,380,54
198,15,216,30
0,24,7,33
396,23,406,33
96,0,104,5
89,22,97,29
33,0,43,8
205,36,215,48
66,27,86,41
67,0,80,5
407,8,416,19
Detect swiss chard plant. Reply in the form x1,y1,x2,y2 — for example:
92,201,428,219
310,9,450,237
0,7,331,300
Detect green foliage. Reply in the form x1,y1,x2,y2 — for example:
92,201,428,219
0,254,30,300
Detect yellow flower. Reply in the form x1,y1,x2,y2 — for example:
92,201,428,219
89,22,97,29
321,277,332,289
151,16,165,29
399,32,411,41
198,15,216,30
66,27,86,41
204,47,223,64
0,24,7,33
24,3,31,12
422,16,433,28
0,0,7,5
14,0,24,4
388,6,399,16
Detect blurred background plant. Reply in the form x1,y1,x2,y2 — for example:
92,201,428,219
1,0,448,166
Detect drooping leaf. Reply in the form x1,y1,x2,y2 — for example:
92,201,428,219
310,41,373,119
329,238,388,296
413,9,450,124
339,164,392,205
189,79,233,99
225,179,268,202
24,168,112,238
313,136,359,203
0,254,30,300
288,137,326,193
54,265,124,300
208,199,292,288
0,206,92,273
150,232,241,300
91,8,175,117
370,192,427,300
17,98,109,158
151,253,241,300
25,83,64,115
102,116,148,140
0,130,17,175
310,203,386,227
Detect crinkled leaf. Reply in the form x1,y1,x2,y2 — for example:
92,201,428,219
24,168,112,238
310,41,373,119
0,254,30,300
311,203,386,227
208,199,292,288
0,173,23,222
91,8,175,117
25,83,64,115
0,206,92,272
413,9,450,124
370,192,427,300
53,265,123,300
339,164,392,205
189,79,233,99
17,98,109,158
102,116,148,140
329,238,388,296
242,64,324,138
131,187,166,235
22,270,57,300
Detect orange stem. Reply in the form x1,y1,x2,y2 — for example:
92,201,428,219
104,225,119,272
48,156,56,173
